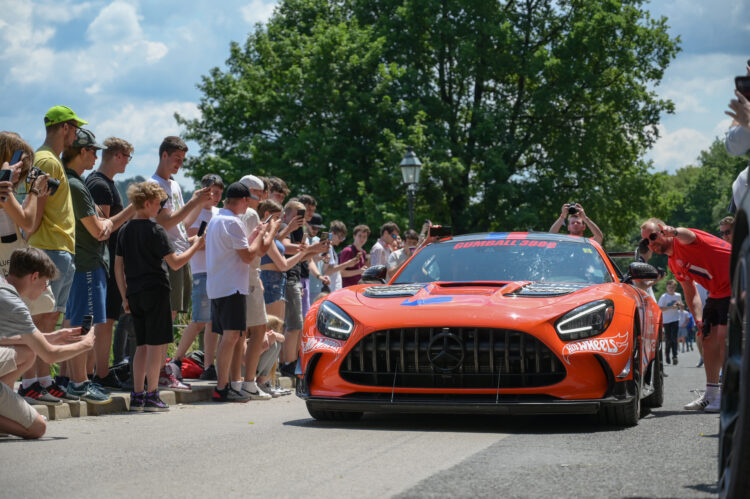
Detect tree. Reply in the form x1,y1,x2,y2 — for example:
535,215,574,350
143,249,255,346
179,0,679,242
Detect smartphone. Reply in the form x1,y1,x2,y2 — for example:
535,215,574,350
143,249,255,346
736,76,750,99
197,220,207,237
429,225,453,238
9,150,23,166
263,214,274,224
320,231,329,240
297,208,306,219
159,198,168,212
81,314,94,335
0,169,10,182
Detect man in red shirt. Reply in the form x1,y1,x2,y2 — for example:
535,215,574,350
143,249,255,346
641,218,731,412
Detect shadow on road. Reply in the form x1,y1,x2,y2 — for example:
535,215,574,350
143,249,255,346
285,412,639,434
0,435,68,443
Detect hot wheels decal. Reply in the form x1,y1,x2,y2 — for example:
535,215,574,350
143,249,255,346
401,296,454,306
561,331,630,365
303,337,344,354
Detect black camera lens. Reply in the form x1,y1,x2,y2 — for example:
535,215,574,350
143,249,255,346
567,203,578,215
46,178,60,196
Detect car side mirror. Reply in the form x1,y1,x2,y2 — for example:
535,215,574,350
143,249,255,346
360,265,387,284
624,262,659,283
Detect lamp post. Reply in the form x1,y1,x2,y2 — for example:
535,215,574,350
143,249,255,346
399,146,422,230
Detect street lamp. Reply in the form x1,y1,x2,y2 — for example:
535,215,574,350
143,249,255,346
400,146,422,230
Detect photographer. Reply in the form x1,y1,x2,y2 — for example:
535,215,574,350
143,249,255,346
0,248,94,439
549,203,603,244
726,62,750,212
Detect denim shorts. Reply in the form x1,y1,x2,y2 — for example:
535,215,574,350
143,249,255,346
65,266,107,326
191,272,211,323
42,249,75,314
260,269,286,305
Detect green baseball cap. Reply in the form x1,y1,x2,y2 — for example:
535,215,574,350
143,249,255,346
44,105,88,127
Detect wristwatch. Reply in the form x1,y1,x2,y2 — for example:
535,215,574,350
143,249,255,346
29,187,40,196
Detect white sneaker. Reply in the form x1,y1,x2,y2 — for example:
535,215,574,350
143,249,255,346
241,382,272,401
258,381,281,398
684,394,710,411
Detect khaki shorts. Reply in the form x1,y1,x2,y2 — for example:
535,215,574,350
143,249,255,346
0,378,38,429
24,285,56,316
246,270,268,328
168,262,192,313
0,346,17,377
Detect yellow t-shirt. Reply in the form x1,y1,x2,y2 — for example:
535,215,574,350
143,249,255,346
27,146,75,254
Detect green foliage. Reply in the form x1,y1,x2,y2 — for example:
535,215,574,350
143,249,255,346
178,0,679,245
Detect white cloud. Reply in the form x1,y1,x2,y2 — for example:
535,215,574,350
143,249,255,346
0,1,167,88
649,124,711,172
240,0,276,25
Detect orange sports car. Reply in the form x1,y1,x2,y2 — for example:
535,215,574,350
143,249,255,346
297,232,663,426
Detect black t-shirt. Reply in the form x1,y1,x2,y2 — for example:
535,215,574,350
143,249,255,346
86,171,124,265
285,225,303,284
116,219,174,296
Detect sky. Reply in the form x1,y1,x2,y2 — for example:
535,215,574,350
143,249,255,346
0,0,748,190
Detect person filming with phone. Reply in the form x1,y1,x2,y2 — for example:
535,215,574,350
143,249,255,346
726,60,750,213
548,202,603,244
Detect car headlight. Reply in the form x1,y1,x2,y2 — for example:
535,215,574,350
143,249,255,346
316,301,354,340
555,299,614,341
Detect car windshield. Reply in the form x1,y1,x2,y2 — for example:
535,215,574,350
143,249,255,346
393,237,613,284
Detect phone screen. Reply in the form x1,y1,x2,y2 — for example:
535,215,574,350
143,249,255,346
9,150,23,165
0,169,11,182
197,220,207,237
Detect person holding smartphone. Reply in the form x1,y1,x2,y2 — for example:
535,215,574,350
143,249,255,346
726,61,750,213
386,229,420,280
340,224,371,287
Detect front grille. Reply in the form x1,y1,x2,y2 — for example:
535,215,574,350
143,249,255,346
340,327,566,389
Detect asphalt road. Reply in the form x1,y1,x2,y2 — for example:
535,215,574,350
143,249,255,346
0,349,718,498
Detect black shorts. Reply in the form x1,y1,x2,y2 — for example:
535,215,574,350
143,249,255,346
128,287,173,346
211,292,246,335
702,296,729,339
105,265,123,320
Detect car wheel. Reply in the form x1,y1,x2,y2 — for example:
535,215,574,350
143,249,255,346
643,326,664,408
306,402,363,422
719,239,750,498
599,326,641,427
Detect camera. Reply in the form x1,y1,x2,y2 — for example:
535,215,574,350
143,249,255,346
567,203,578,215
26,166,60,196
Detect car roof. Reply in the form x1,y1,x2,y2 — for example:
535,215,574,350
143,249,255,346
442,232,592,245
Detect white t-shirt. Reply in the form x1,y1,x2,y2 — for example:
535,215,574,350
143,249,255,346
206,208,250,299
678,309,691,328
240,207,261,270
370,239,391,267
148,174,189,254
189,206,219,274
658,291,681,324
326,245,342,292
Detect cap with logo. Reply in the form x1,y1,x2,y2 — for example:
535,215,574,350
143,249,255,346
239,174,264,191
225,182,258,200
72,128,104,149
44,105,87,127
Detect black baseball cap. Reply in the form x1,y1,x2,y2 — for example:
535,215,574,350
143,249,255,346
225,182,258,200
309,213,326,228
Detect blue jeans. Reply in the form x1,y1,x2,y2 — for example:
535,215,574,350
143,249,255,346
42,249,75,313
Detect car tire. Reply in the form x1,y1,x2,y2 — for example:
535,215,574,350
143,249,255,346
599,327,641,427
643,326,664,408
306,402,363,422
719,240,750,498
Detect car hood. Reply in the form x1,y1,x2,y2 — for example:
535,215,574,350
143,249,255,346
324,281,630,329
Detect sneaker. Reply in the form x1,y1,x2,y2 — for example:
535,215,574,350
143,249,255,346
67,381,112,405
92,371,123,391
242,382,272,400
169,359,183,381
258,381,281,398
673,356,679,366
274,381,293,396
696,357,704,368
129,392,146,412
18,382,62,405
158,366,191,392
54,375,70,389
684,394,710,411
144,391,169,412
200,365,217,381
45,382,80,402
665,357,671,365
212,386,251,402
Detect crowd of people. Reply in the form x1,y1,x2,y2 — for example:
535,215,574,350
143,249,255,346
0,105,421,437
0,73,748,438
